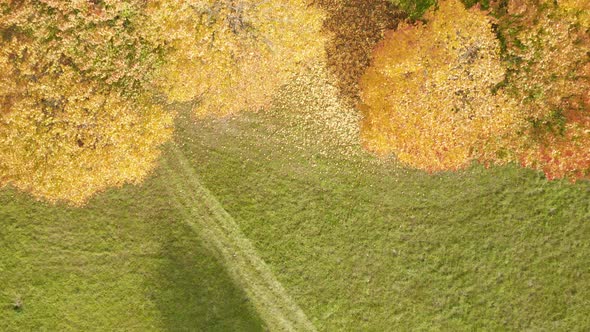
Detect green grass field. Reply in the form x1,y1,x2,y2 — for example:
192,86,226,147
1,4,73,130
0,153,265,331
2,77,590,330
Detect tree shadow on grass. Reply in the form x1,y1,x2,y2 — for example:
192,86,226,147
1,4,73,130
148,220,265,332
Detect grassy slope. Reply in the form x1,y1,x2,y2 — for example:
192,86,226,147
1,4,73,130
1,100,590,330
0,159,264,331
176,106,590,331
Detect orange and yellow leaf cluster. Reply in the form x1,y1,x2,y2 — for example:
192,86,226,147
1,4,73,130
147,0,326,117
501,0,590,180
360,0,590,180
0,0,325,204
360,0,520,171
0,0,173,205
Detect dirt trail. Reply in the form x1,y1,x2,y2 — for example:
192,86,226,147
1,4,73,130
161,145,316,332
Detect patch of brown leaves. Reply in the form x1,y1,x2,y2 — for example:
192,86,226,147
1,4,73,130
313,0,404,105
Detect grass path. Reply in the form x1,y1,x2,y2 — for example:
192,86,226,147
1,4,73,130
179,107,590,330
161,144,316,332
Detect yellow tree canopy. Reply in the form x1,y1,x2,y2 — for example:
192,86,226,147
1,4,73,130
0,0,173,205
359,0,520,172
0,0,326,205
147,0,326,117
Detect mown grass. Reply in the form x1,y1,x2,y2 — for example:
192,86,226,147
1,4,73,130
176,105,590,331
2,98,590,330
0,162,264,331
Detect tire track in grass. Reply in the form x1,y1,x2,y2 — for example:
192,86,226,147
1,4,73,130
161,144,316,332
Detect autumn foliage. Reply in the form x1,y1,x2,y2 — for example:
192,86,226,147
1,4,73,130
0,0,325,204
360,0,590,180
1,0,589,205
360,0,520,171
499,0,590,180
147,0,325,117
0,0,173,205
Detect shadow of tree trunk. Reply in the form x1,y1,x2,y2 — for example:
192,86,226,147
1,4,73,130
149,222,265,332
